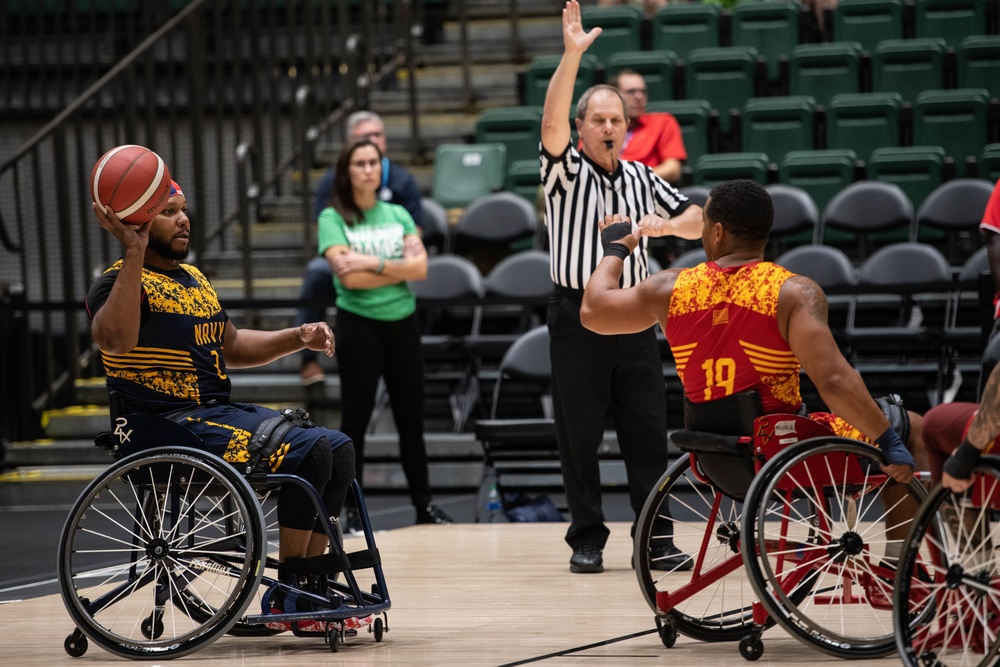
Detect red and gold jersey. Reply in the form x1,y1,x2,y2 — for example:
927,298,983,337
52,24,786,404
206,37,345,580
666,261,802,413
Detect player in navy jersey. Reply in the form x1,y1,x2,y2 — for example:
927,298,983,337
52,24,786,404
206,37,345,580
86,180,356,626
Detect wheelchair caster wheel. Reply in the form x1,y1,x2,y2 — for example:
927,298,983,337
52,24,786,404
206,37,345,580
141,615,164,639
327,626,341,652
658,618,678,648
739,635,764,661
373,617,385,642
64,630,88,657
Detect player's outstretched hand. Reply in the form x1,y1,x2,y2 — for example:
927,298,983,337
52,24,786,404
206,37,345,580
298,322,334,357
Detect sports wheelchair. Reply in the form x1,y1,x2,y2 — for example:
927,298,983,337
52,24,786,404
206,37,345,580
633,392,927,661
57,408,390,659
892,455,1000,666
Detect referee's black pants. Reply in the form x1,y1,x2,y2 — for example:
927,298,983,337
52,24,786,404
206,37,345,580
548,290,670,550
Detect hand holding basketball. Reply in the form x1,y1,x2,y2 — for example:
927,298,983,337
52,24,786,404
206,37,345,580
90,145,172,225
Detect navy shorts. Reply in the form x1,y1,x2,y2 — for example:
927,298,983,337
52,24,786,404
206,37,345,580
176,402,351,473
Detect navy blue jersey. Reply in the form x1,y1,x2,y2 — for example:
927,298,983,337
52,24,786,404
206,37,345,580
86,261,232,412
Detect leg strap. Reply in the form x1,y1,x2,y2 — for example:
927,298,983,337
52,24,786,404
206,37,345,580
246,407,316,475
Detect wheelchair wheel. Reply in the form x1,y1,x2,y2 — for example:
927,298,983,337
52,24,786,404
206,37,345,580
58,447,266,659
635,453,760,642
742,437,927,659
894,459,1000,667
171,489,282,638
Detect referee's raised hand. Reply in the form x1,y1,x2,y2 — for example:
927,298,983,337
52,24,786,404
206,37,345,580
563,0,601,54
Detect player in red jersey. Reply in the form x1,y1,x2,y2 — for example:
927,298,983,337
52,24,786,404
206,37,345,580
581,179,925,484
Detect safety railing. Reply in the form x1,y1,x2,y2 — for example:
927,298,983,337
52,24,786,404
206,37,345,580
0,0,422,440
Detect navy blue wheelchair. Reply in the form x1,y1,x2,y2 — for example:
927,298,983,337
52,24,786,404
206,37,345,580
58,409,390,659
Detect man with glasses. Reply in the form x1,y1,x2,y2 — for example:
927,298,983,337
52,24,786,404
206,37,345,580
610,69,686,184
296,110,424,386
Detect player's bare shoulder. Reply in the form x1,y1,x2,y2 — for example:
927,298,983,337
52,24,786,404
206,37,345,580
779,273,829,323
639,267,681,302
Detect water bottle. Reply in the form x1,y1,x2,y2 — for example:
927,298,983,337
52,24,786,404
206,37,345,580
485,483,505,523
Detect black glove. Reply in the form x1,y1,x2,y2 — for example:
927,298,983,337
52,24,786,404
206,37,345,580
875,427,916,469
601,221,633,260
942,440,982,480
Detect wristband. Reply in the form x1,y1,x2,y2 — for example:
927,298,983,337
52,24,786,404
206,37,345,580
601,221,633,260
943,440,983,480
374,257,385,274
875,427,916,469
603,243,631,260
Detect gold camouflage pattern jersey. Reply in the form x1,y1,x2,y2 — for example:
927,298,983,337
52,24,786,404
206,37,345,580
666,261,803,414
85,260,232,412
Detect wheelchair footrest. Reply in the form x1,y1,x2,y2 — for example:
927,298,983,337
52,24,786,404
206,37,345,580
283,548,381,576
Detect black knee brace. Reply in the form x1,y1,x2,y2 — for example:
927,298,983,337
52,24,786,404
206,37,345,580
875,394,911,444
276,438,332,531
319,442,356,529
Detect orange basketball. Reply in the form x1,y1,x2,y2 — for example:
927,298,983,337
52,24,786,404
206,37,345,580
89,145,172,224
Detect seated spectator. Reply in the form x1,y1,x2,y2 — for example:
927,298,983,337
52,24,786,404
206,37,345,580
610,69,687,184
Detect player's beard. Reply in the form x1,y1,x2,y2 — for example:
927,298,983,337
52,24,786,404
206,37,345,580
147,230,189,262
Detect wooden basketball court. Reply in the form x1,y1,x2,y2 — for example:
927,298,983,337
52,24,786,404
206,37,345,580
1,523,904,666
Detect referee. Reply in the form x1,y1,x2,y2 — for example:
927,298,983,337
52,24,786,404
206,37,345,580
541,0,704,574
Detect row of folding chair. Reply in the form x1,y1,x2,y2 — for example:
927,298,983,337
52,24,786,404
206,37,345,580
673,179,995,268
522,37,1000,122
410,251,552,432
689,148,996,238
579,0,1000,69
735,91,999,170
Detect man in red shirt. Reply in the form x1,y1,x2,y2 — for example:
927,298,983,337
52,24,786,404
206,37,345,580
611,69,687,184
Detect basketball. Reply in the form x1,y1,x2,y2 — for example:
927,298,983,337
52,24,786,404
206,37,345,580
90,145,172,225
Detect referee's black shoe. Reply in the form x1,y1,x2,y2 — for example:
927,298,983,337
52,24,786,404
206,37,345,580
648,544,693,571
570,544,604,573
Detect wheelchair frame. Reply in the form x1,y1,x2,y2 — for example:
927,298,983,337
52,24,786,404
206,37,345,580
634,413,927,661
58,412,391,659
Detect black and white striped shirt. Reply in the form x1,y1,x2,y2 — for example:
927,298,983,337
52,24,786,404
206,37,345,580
541,143,690,289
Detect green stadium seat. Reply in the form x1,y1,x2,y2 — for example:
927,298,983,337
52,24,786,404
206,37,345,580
475,106,543,166
606,51,677,102
958,35,1000,99
980,144,1000,183
731,0,800,84
646,99,713,162
504,160,542,205
740,96,817,163
432,143,506,210
685,46,760,134
832,0,905,54
914,0,987,47
524,54,598,108
779,149,858,214
913,88,991,166
581,5,644,66
693,152,770,187
826,92,903,162
651,3,722,63
789,42,863,108
872,39,947,104
867,145,946,212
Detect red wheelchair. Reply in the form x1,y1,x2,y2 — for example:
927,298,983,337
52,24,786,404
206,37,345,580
634,392,927,661
893,455,1000,666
